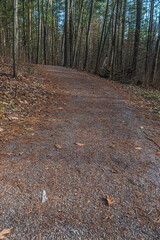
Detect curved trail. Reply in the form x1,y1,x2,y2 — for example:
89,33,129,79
0,66,159,239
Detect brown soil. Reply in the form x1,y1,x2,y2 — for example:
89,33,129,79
0,66,160,239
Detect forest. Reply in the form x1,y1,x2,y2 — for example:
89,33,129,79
0,0,160,87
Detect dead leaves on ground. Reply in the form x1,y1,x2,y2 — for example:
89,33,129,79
0,228,13,239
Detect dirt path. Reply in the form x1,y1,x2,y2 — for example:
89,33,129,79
0,66,160,239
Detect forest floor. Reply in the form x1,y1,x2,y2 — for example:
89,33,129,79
0,65,160,239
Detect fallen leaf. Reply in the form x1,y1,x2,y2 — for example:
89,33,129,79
106,195,115,206
135,147,142,150
55,144,63,149
18,152,23,156
6,152,12,156
11,117,18,120
75,143,85,146
0,228,13,239
110,169,118,174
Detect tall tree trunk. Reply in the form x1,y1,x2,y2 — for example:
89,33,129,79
51,0,55,65
151,15,160,85
120,0,127,71
100,0,117,67
22,0,26,48
95,0,110,73
131,0,142,75
69,0,73,67
13,0,18,77
42,0,49,65
73,0,85,68
108,0,119,78
83,0,94,70
145,0,154,86
28,0,32,64
36,0,40,64
115,0,122,70
64,0,70,66
5,0,9,58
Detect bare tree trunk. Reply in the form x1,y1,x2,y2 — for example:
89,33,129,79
69,0,73,67
51,0,56,65
42,0,49,65
115,0,122,70
108,0,120,78
64,0,70,66
83,0,94,70
120,0,127,71
36,0,40,64
28,0,32,65
73,0,85,68
13,0,18,77
145,0,154,86
131,0,142,76
100,0,117,68
151,16,160,85
95,0,109,73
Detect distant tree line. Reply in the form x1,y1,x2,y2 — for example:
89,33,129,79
0,0,159,87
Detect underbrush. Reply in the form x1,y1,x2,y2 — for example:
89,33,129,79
0,62,47,120
137,89,160,102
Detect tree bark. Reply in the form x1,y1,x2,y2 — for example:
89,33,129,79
83,0,94,70
145,0,154,86
110,0,120,77
69,0,73,67
64,0,70,66
51,0,56,65
100,0,117,68
28,0,32,64
120,0,127,71
131,0,142,75
95,0,109,73
13,0,18,77
36,0,40,64
42,0,49,65
151,15,160,85
73,0,85,68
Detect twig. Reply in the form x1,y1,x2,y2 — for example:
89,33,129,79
143,131,160,150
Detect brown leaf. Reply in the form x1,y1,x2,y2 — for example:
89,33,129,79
135,147,142,150
110,169,118,174
106,195,115,206
55,144,63,150
75,143,85,146
0,228,13,239
11,117,18,120
6,152,12,156
18,152,23,156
